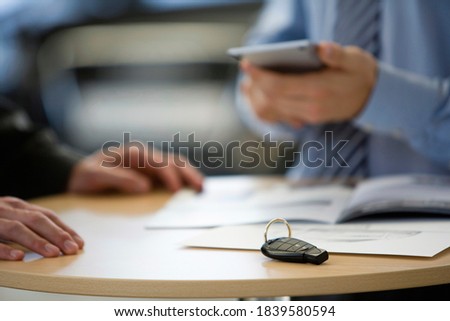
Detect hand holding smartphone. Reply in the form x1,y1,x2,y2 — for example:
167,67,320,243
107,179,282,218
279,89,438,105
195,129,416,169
228,40,323,73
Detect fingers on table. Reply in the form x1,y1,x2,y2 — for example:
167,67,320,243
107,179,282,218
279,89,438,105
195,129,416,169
0,208,81,258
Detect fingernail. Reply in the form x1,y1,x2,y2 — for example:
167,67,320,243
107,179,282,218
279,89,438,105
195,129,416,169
195,182,203,193
74,235,85,248
10,250,23,260
44,243,60,255
64,240,79,253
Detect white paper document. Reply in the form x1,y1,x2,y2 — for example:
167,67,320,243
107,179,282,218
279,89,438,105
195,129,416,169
183,219,450,257
145,175,450,256
146,176,352,228
146,175,450,229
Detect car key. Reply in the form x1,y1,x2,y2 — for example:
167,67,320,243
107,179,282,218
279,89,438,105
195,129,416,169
261,218,329,265
261,236,328,264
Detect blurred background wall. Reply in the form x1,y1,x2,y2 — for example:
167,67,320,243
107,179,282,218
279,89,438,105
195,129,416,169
0,0,292,175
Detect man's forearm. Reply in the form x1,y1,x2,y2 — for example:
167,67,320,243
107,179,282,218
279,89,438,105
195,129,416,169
0,101,82,199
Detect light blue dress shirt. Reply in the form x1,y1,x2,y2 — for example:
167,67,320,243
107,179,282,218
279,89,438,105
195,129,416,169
239,0,450,177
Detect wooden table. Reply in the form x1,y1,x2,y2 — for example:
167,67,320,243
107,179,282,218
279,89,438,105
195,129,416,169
0,191,449,299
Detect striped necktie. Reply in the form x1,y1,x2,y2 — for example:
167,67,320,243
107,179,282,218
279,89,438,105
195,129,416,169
334,0,381,56
288,0,381,182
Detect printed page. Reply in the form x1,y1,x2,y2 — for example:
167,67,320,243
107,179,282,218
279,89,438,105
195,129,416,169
340,175,450,222
184,219,450,257
146,176,352,228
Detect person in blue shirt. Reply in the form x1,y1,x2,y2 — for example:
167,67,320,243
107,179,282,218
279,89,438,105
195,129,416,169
238,0,450,300
238,0,450,179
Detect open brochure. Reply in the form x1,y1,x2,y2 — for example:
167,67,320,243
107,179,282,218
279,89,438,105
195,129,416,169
145,175,450,229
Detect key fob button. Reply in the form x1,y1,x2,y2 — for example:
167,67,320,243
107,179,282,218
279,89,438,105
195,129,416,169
261,237,328,264
278,243,293,251
306,247,322,255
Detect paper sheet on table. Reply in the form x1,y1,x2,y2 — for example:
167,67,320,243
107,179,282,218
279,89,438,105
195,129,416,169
145,176,352,228
183,219,450,257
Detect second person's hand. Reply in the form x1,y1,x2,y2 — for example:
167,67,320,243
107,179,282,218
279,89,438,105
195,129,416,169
240,42,378,128
68,147,203,194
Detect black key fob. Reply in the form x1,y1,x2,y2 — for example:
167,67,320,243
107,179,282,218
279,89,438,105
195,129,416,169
261,237,329,265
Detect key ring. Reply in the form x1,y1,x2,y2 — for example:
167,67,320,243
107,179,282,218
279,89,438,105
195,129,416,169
264,218,292,242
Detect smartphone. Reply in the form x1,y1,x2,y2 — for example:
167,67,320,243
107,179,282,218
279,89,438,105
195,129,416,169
227,40,323,73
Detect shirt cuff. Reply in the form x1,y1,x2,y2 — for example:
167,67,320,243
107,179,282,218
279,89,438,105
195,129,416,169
355,62,447,140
